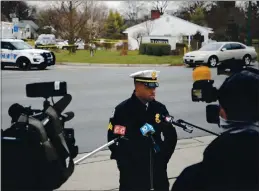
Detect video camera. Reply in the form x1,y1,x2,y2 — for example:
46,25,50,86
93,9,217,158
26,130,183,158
2,81,78,191
191,58,254,124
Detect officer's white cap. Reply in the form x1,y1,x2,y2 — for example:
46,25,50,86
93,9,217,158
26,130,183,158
130,70,160,79
129,70,160,87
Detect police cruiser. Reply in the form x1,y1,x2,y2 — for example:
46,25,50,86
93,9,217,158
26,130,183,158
1,39,55,70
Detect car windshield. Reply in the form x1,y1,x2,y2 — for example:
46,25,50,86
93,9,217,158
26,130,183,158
10,41,33,50
199,43,223,51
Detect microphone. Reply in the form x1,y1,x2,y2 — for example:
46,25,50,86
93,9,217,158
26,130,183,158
163,115,174,124
140,123,160,153
160,114,220,136
140,123,155,136
113,125,126,136
160,114,193,133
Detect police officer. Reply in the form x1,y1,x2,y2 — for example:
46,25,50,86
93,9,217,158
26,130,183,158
171,67,259,191
107,70,178,191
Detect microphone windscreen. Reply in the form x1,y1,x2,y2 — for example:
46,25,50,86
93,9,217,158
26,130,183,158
192,66,211,82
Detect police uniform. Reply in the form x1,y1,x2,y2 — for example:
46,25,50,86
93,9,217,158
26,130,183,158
107,70,178,191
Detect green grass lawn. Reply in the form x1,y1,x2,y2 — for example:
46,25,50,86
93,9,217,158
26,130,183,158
54,50,184,65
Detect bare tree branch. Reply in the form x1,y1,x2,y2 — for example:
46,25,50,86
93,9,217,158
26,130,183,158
144,20,154,35
150,1,169,15
132,29,146,45
121,1,146,25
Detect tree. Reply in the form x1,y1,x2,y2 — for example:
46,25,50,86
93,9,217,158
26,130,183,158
144,20,154,35
226,15,239,41
104,10,126,39
37,1,107,51
1,1,37,21
132,29,146,46
189,7,207,26
173,1,212,21
121,1,147,27
1,13,9,21
150,1,169,15
205,1,245,41
244,1,259,41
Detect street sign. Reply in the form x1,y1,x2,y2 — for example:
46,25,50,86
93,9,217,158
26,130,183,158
13,25,18,32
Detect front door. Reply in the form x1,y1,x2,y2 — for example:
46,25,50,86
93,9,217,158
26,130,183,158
1,42,17,63
217,43,233,61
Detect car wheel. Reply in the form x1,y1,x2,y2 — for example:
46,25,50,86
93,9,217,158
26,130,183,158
243,55,251,66
50,52,56,65
17,58,31,70
208,56,218,67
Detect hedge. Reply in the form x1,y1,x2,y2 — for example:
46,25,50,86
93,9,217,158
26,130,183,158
139,43,171,56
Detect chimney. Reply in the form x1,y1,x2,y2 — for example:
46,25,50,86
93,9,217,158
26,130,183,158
151,10,160,20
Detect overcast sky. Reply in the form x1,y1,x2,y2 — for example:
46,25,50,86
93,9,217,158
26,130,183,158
27,1,128,10
27,1,245,13
27,1,181,11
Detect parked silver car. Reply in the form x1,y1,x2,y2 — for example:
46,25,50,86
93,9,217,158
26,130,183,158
183,42,258,67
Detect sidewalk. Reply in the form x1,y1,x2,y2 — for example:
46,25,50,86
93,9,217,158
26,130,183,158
57,135,216,191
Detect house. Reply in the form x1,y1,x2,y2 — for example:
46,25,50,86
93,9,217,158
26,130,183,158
13,20,39,39
123,11,214,50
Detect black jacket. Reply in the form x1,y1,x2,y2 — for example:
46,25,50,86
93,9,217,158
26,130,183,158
107,92,177,191
171,125,259,191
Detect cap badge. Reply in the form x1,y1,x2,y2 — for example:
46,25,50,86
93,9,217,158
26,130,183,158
151,71,156,79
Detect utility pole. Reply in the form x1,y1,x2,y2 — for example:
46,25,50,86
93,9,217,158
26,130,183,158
247,1,252,46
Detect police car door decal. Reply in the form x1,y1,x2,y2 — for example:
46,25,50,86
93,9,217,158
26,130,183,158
1,48,18,63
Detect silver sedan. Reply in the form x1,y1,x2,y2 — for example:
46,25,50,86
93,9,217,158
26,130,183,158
183,42,258,67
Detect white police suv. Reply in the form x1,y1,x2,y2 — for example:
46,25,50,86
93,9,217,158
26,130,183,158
1,39,55,70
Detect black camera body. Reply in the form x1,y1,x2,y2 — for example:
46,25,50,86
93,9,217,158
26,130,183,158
192,80,218,103
2,81,78,191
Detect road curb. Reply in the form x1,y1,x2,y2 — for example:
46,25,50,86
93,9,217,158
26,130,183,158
56,62,185,67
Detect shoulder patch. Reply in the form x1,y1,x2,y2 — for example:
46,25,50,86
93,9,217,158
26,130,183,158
108,122,113,130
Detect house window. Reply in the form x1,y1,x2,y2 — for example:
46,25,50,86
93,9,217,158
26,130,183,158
150,39,169,44
26,28,30,32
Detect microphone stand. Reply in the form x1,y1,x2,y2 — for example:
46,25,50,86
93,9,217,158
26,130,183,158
147,133,159,191
150,147,154,191
74,137,124,165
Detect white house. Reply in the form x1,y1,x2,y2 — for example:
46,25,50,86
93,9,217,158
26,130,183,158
123,13,214,50
15,20,39,39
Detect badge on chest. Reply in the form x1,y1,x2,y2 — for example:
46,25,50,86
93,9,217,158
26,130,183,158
155,113,161,124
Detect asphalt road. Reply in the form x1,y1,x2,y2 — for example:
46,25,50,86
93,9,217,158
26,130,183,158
1,63,257,153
